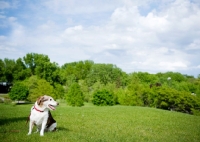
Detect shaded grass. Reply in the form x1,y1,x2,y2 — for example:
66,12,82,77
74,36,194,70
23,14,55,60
0,103,200,142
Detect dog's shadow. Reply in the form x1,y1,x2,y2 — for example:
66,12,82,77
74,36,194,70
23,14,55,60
56,127,70,132
0,117,27,126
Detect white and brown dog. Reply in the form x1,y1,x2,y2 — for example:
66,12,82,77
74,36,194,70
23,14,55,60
27,95,59,136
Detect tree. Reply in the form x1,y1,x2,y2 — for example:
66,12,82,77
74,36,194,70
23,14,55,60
148,86,200,114
92,89,115,106
24,76,54,102
0,59,5,81
23,53,50,75
13,58,30,80
53,83,65,99
61,60,94,84
66,82,84,107
78,80,90,102
129,72,159,84
23,53,61,85
65,74,77,87
86,63,125,86
117,80,145,106
9,82,29,101
35,62,60,85
156,72,186,83
4,58,15,82
23,53,36,75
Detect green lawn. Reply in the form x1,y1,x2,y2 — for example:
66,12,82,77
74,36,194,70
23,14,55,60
0,103,200,142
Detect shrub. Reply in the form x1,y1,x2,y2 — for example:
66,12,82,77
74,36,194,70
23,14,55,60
78,80,91,102
117,81,146,106
117,88,137,106
149,87,200,114
9,82,29,101
24,76,54,102
66,82,84,107
92,89,115,106
53,83,65,99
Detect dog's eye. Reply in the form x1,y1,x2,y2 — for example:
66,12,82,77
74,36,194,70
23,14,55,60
50,99,52,101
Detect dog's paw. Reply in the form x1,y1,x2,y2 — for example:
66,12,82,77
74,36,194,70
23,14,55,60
27,133,31,135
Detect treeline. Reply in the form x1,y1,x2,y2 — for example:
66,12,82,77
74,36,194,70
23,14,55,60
1,53,200,115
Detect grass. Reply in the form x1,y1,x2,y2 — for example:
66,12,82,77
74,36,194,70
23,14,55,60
0,103,200,142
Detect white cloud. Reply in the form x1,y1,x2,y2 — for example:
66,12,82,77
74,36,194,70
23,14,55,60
186,39,200,50
42,0,124,15
0,1,10,9
159,61,188,70
0,0,200,76
64,25,83,34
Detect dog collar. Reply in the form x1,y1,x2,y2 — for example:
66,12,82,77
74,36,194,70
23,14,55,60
34,105,44,112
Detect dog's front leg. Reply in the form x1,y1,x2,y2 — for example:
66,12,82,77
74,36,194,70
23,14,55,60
27,121,34,135
40,119,47,136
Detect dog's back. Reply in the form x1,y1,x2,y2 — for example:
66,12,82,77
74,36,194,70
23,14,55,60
46,111,57,131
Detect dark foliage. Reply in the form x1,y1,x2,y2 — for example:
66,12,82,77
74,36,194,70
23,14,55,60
92,89,115,106
9,82,29,101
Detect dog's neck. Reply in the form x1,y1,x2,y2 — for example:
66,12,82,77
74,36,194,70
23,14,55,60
34,102,48,112
34,105,44,112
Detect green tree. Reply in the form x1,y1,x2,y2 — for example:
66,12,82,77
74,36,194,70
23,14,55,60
0,59,5,81
4,58,15,82
148,86,200,114
91,80,104,93
9,82,29,101
24,76,54,102
156,72,186,83
23,53,36,75
78,80,90,102
23,53,61,85
92,89,115,106
36,62,60,85
129,72,159,84
61,60,94,84
86,63,126,86
126,81,144,106
23,53,50,75
53,83,65,99
64,74,77,88
66,82,84,107
13,58,30,80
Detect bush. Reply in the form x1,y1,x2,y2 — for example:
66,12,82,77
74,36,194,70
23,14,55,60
66,82,84,107
24,76,54,102
53,83,65,99
149,87,200,114
9,82,29,101
92,89,115,106
117,88,136,106
117,81,146,106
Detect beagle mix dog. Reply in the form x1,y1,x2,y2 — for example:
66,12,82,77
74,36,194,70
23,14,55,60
27,95,59,136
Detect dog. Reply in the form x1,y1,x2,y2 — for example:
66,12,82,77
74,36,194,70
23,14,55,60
27,95,59,136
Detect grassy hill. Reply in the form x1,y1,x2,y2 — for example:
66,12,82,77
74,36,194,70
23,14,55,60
0,103,200,142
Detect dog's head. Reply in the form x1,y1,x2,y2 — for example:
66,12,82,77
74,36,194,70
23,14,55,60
37,95,59,110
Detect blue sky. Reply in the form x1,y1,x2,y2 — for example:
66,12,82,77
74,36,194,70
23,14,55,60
0,0,200,77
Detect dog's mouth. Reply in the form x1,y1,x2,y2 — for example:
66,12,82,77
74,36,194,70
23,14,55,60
48,105,56,110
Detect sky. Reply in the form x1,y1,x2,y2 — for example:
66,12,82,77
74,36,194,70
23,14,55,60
0,0,200,77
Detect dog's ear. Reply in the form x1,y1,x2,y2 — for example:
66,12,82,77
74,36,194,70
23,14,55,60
37,96,48,105
37,96,43,105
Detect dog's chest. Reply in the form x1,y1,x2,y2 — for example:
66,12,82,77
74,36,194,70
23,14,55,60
30,110,48,125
